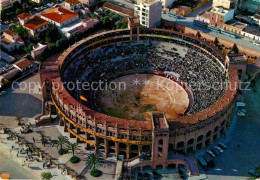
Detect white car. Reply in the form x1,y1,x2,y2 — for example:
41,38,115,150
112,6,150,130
237,111,246,117
252,41,260,46
218,143,227,149
206,150,215,158
0,91,6,96
215,146,223,153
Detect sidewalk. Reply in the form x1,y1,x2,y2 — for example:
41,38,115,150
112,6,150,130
0,133,72,180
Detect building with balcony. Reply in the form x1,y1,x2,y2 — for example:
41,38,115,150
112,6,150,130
0,29,24,52
134,0,162,28
18,13,50,37
0,0,21,11
41,7,79,28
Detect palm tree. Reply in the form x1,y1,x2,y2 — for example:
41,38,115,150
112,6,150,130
68,142,79,157
15,116,23,125
57,134,69,153
86,153,104,174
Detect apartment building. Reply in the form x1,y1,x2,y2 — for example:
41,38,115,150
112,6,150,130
212,0,235,9
134,0,162,28
0,0,21,11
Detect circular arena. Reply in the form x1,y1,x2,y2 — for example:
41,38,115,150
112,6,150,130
52,27,238,172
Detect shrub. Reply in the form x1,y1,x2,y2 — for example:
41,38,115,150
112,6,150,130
41,172,52,180
90,169,100,177
70,156,80,163
58,148,68,155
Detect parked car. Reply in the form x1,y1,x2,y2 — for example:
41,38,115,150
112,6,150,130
215,146,223,153
248,169,260,177
137,172,143,179
152,170,158,179
206,150,216,158
237,110,246,116
211,148,220,155
0,91,7,96
198,157,209,170
203,154,215,168
218,143,227,149
252,41,260,47
144,173,149,180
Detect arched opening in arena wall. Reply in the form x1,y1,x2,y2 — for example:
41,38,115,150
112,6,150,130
221,120,226,128
108,141,115,148
168,143,174,152
143,165,152,171
119,143,126,150
131,144,138,151
156,165,163,170
140,145,151,160
168,164,177,169
187,139,194,146
187,146,194,153
119,151,127,159
130,152,139,159
220,127,225,134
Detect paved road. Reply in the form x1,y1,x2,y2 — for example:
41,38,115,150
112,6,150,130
0,149,36,179
193,79,260,179
162,2,260,52
0,73,42,128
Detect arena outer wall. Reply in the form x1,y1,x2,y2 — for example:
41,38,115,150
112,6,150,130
51,28,239,175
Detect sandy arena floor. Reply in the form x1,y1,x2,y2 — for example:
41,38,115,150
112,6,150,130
97,74,189,121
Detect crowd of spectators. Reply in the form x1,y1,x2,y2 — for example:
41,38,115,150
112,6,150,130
63,40,226,115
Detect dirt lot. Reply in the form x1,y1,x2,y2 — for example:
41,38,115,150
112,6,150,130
97,74,189,121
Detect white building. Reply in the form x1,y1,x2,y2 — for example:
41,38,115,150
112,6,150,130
18,13,50,37
41,7,79,28
41,7,95,38
0,0,21,11
212,0,234,9
13,58,33,72
0,29,24,52
161,0,176,8
241,27,260,41
134,0,162,28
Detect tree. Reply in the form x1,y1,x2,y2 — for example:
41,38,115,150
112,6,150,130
116,22,123,29
68,142,79,157
121,22,128,29
68,143,80,163
41,172,52,180
57,134,69,154
45,36,51,43
232,43,239,53
86,153,104,177
15,116,23,125
196,31,201,38
214,37,219,46
104,9,110,16
102,16,110,26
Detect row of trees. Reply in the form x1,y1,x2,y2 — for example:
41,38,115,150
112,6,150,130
41,134,104,177
15,115,104,177
1,0,44,20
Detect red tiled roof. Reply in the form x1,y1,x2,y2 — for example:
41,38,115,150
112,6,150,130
66,0,80,5
41,7,78,24
15,59,32,70
17,13,31,20
103,2,134,17
3,29,18,36
24,16,49,30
